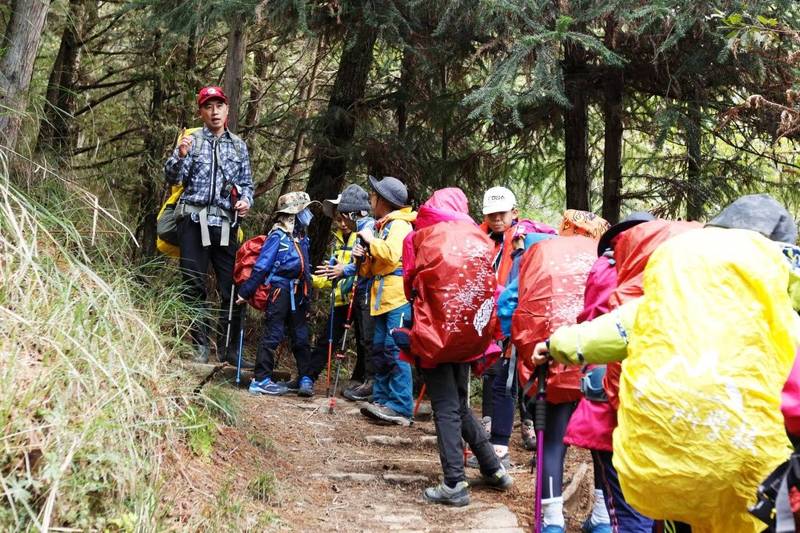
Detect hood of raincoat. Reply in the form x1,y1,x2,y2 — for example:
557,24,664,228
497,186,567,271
413,187,474,230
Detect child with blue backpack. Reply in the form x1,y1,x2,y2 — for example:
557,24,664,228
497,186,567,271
236,192,317,396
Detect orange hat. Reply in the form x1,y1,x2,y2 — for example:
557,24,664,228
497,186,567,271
197,86,228,107
559,209,610,240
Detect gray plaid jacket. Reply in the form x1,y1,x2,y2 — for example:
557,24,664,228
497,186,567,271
164,127,254,227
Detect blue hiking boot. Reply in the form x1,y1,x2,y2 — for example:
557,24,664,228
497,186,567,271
249,377,288,396
542,526,565,533
297,376,314,398
581,518,612,533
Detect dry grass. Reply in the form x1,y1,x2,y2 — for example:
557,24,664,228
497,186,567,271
0,150,196,530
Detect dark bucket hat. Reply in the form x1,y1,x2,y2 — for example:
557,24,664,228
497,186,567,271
368,175,408,208
597,211,656,254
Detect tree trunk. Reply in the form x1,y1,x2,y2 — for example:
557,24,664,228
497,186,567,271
36,0,88,156
685,101,703,221
223,12,247,133
0,0,51,151
563,41,590,211
133,36,165,261
601,20,623,224
305,24,378,265
242,47,271,133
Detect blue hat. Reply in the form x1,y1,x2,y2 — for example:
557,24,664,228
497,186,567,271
368,175,407,208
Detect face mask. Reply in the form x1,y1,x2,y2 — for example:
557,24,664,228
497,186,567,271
296,208,313,228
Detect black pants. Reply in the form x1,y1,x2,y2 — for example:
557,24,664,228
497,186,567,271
177,218,240,353
254,286,312,381
421,362,502,487
481,357,502,418
309,286,374,382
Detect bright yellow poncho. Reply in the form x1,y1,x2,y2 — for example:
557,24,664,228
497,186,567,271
614,228,796,533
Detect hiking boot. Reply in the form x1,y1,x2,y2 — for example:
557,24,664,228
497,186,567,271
423,481,470,507
192,344,210,364
481,415,492,437
482,465,513,491
278,378,299,393
360,403,411,426
465,450,510,470
248,377,288,396
542,527,565,533
581,518,612,533
343,380,373,402
521,418,536,451
297,376,314,398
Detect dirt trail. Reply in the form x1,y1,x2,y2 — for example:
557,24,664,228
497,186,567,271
169,365,593,532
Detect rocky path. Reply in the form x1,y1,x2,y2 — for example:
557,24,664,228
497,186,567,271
168,365,593,532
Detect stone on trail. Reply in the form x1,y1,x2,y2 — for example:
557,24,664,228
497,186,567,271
365,435,414,446
382,473,429,484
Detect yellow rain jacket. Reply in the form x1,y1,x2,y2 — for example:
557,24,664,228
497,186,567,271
312,229,358,307
547,227,799,533
359,207,416,316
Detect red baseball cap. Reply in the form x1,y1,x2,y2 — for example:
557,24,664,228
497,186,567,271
197,86,228,107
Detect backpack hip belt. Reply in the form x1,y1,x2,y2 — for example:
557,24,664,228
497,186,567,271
372,268,404,311
176,201,235,247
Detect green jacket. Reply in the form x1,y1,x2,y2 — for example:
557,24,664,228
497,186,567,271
548,298,641,366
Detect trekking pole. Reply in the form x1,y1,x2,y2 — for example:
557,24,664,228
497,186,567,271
223,206,240,360
329,242,364,414
235,304,246,385
324,257,337,396
413,384,427,418
532,361,549,533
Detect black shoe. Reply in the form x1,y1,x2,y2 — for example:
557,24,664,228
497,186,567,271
343,380,373,402
277,378,299,393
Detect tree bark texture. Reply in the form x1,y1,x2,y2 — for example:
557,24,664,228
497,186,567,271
36,0,89,156
0,0,51,151
133,35,165,260
685,101,704,221
223,12,248,133
305,24,378,266
563,42,590,211
601,20,624,224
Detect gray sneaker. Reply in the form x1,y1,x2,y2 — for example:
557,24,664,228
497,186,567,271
482,465,513,491
423,481,470,506
360,403,411,426
465,450,510,470
521,419,537,451
481,415,492,437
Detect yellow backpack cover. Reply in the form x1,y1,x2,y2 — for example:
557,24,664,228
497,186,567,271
614,227,796,533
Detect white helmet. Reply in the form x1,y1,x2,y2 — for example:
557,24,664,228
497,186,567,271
482,186,516,215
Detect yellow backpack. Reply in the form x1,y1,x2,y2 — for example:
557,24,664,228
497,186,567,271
155,128,244,257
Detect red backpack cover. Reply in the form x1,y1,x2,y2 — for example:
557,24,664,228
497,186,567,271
234,235,270,311
513,235,598,403
409,220,498,365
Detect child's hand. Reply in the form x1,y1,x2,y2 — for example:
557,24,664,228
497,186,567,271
235,295,247,305
352,243,366,258
357,228,374,244
527,341,549,366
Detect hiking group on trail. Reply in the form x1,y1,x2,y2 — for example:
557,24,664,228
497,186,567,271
161,86,800,533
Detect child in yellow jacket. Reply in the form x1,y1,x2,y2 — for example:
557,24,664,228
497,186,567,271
353,176,417,425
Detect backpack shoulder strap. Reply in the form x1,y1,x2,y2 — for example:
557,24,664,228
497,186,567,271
190,129,204,158
227,132,244,158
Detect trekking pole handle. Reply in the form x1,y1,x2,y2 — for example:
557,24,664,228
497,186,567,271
534,362,548,433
